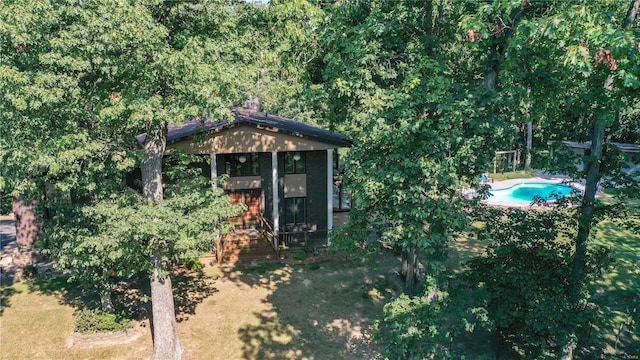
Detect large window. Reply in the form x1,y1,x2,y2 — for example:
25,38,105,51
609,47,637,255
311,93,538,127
333,182,351,211
333,150,351,211
225,153,259,177
285,197,306,225
284,152,305,174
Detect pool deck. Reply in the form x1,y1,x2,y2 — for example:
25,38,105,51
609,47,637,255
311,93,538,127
484,173,585,207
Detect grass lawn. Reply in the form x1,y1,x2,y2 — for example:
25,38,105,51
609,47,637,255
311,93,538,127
0,278,152,359
1,253,402,360
588,217,640,356
489,170,535,181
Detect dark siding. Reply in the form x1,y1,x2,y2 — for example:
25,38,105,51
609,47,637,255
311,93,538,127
216,154,226,177
305,151,328,234
278,153,286,233
194,154,209,179
259,153,273,224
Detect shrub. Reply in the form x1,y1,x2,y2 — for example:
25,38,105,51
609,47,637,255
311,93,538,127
292,249,306,260
75,309,132,334
22,264,38,278
374,277,449,359
183,258,203,271
460,208,608,358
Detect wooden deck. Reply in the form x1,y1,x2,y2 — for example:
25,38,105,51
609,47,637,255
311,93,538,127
217,229,278,265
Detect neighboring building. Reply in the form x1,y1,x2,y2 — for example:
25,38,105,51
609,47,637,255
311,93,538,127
562,141,640,175
137,106,352,263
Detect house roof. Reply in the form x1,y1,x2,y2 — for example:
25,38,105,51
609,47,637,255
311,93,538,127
137,107,352,147
562,141,640,154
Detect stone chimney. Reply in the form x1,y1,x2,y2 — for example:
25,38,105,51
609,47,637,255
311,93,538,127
243,96,260,111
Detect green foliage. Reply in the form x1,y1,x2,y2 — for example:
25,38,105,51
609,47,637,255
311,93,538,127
21,264,38,278
459,208,611,358
40,155,242,298
319,0,510,290
292,249,306,261
182,258,203,271
235,0,326,121
74,309,132,334
374,276,449,359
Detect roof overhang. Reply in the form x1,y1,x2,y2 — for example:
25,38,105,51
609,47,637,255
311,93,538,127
137,107,352,150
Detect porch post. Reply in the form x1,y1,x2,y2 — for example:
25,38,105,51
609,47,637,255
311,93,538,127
271,151,279,248
327,149,333,246
210,153,217,189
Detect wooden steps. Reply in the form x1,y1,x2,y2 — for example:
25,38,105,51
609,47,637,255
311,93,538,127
218,229,278,265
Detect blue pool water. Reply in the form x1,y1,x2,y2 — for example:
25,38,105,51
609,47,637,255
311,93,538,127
489,182,577,203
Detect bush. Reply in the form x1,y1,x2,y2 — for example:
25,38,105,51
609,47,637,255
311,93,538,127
183,258,203,271
460,208,607,358
22,264,38,278
292,249,306,260
75,309,132,334
374,277,449,359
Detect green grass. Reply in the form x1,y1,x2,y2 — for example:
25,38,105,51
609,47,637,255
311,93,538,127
489,170,535,181
0,253,401,360
588,213,640,356
0,280,151,359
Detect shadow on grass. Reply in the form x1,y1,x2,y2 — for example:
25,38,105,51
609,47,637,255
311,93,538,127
587,220,640,357
26,275,88,308
228,255,401,360
173,270,219,322
17,269,219,325
238,310,305,360
0,286,19,315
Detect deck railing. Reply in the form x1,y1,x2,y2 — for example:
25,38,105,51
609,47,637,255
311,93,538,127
221,213,334,262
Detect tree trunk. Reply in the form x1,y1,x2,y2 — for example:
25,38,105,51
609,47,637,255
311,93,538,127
101,288,114,313
402,245,419,291
481,8,526,92
12,196,41,249
141,125,166,202
525,121,532,170
560,2,639,358
141,122,182,360
559,118,605,359
151,251,182,360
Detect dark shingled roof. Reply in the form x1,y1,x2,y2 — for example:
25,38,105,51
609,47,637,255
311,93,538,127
137,107,352,147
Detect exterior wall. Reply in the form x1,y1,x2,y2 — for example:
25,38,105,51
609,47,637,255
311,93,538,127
259,153,274,225
164,146,335,247
169,125,338,155
305,151,328,234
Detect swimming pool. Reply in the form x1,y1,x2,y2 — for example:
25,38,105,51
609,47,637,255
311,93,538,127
487,182,578,204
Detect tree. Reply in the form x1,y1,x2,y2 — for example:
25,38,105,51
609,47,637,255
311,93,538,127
318,0,638,357
319,0,536,294
459,207,611,358
550,1,640,357
234,0,326,121
319,0,509,293
1,1,267,358
463,0,640,357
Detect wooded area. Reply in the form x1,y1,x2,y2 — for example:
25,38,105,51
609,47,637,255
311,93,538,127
1,0,638,359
